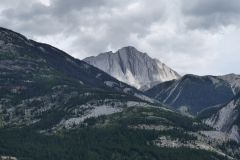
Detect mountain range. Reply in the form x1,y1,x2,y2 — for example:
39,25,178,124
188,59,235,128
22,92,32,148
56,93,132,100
145,74,240,115
0,27,240,160
0,27,154,128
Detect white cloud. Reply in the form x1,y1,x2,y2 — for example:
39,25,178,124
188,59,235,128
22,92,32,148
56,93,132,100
0,0,240,75
38,0,51,6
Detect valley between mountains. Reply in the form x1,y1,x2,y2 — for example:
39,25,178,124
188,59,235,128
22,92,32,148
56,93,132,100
1,27,240,160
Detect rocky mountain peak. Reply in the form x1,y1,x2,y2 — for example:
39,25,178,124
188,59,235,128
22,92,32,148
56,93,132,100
84,46,180,90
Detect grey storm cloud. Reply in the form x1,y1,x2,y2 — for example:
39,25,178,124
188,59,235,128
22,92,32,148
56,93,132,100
183,0,240,15
0,0,240,75
182,0,240,30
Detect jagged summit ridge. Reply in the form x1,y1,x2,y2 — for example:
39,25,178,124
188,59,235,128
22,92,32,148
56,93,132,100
84,46,180,90
145,74,235,115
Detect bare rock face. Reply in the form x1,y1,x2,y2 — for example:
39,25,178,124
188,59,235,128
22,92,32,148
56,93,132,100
84,46,180,90
219,74,240,94
203,94,240,143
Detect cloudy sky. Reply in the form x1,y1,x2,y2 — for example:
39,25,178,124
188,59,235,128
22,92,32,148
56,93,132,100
1,0,240,75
